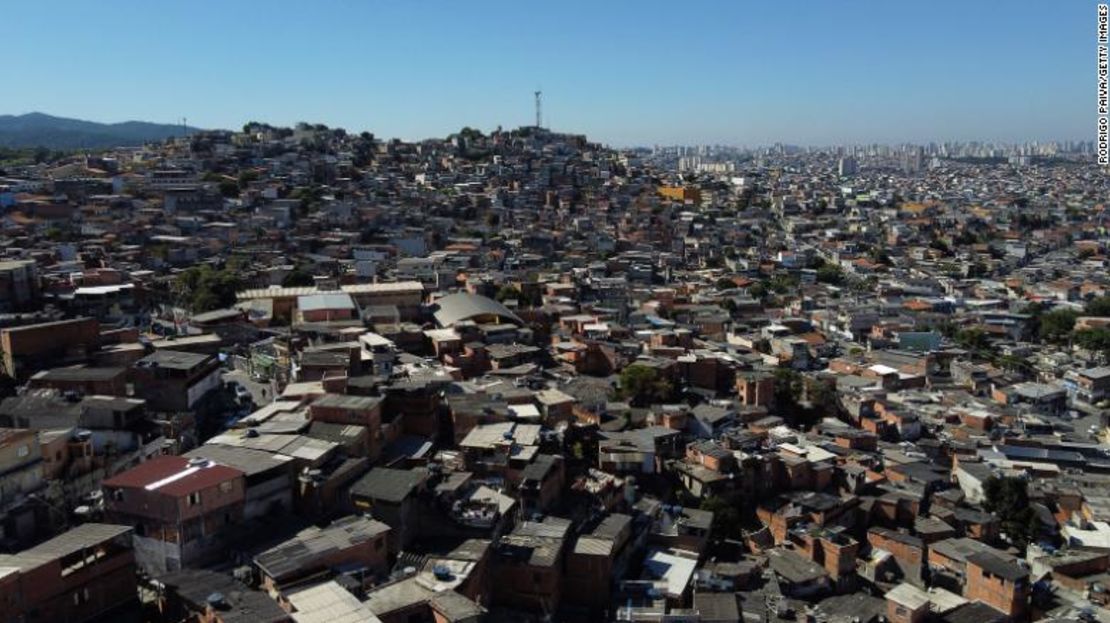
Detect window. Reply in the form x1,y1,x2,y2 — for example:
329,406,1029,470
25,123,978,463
73,588,89,606
533,572,542,585
219,481,233,494
375,538,384,551
187,492,201,506
110,489,124,502
16,445,29,458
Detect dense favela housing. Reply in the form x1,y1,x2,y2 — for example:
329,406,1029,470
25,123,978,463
0,123,1108,622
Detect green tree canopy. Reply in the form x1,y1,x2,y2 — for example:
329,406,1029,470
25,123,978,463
217,180,240,198
768,273,798,294
618,364,673,407
748,282,768,300
495,285,522,303
982,476,1041,550
176,266,241,313
1038,308,1079,343
773,368,803,413
237,169,260,188
816,264,844,285
1075,328,1110,359
282,267,315,288
996,354,1033,375
1085,296,1110,317
699,496,741,539
955,327,992,353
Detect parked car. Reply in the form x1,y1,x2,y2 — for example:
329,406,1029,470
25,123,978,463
227,381,252,403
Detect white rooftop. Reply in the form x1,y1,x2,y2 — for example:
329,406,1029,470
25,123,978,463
643,548,697,599
287,580,383,623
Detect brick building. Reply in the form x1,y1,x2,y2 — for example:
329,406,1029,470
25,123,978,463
964,552,1030,620
1,317,100,379
0,523,136,623
130,350,222,412
103,455,246,573
254,515,391,594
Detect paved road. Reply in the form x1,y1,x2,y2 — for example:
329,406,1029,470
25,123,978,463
222,369,275,407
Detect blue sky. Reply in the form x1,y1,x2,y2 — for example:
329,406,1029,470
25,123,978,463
3,1,1094,146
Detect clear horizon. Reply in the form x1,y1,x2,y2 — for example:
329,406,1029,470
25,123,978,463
0,111,1090,150
4,1,1096,146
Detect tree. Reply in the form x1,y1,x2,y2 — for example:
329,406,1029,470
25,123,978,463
955,327,991,353
870,247,892,265
772,368,803,414
982,476,1041,550
618,364,672,407
237,169,259,188
699,496,742,539
808,380,840,416
1038,309,1078,344
996,354,1033,375
1075,328,1110,360
768,273,798,294
748,282,768,300
282,267,315,288
176,266,241,312
816,264,844,285
458,126,485,141
217,180,240,198
495,285,522,303
1085,296,1110,317
352,132,376,167
290,185,324,214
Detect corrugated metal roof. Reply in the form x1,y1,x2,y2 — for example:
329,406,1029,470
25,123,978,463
288,580,383,623
103,455,243,497
1,523,132,569
573,536,614,556
237,281,424,301
255,516,390,581
432,292,522,328
298,293,355,311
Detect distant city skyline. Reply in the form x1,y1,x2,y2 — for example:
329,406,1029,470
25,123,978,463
4,1,1093,146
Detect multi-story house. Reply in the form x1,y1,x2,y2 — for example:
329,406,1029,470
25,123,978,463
129,350,222,412
0,523,136,623
102,455,246,573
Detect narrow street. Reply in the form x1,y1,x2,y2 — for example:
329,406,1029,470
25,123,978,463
222,369,275,406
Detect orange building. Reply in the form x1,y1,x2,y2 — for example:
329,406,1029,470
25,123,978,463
657,185,701,203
